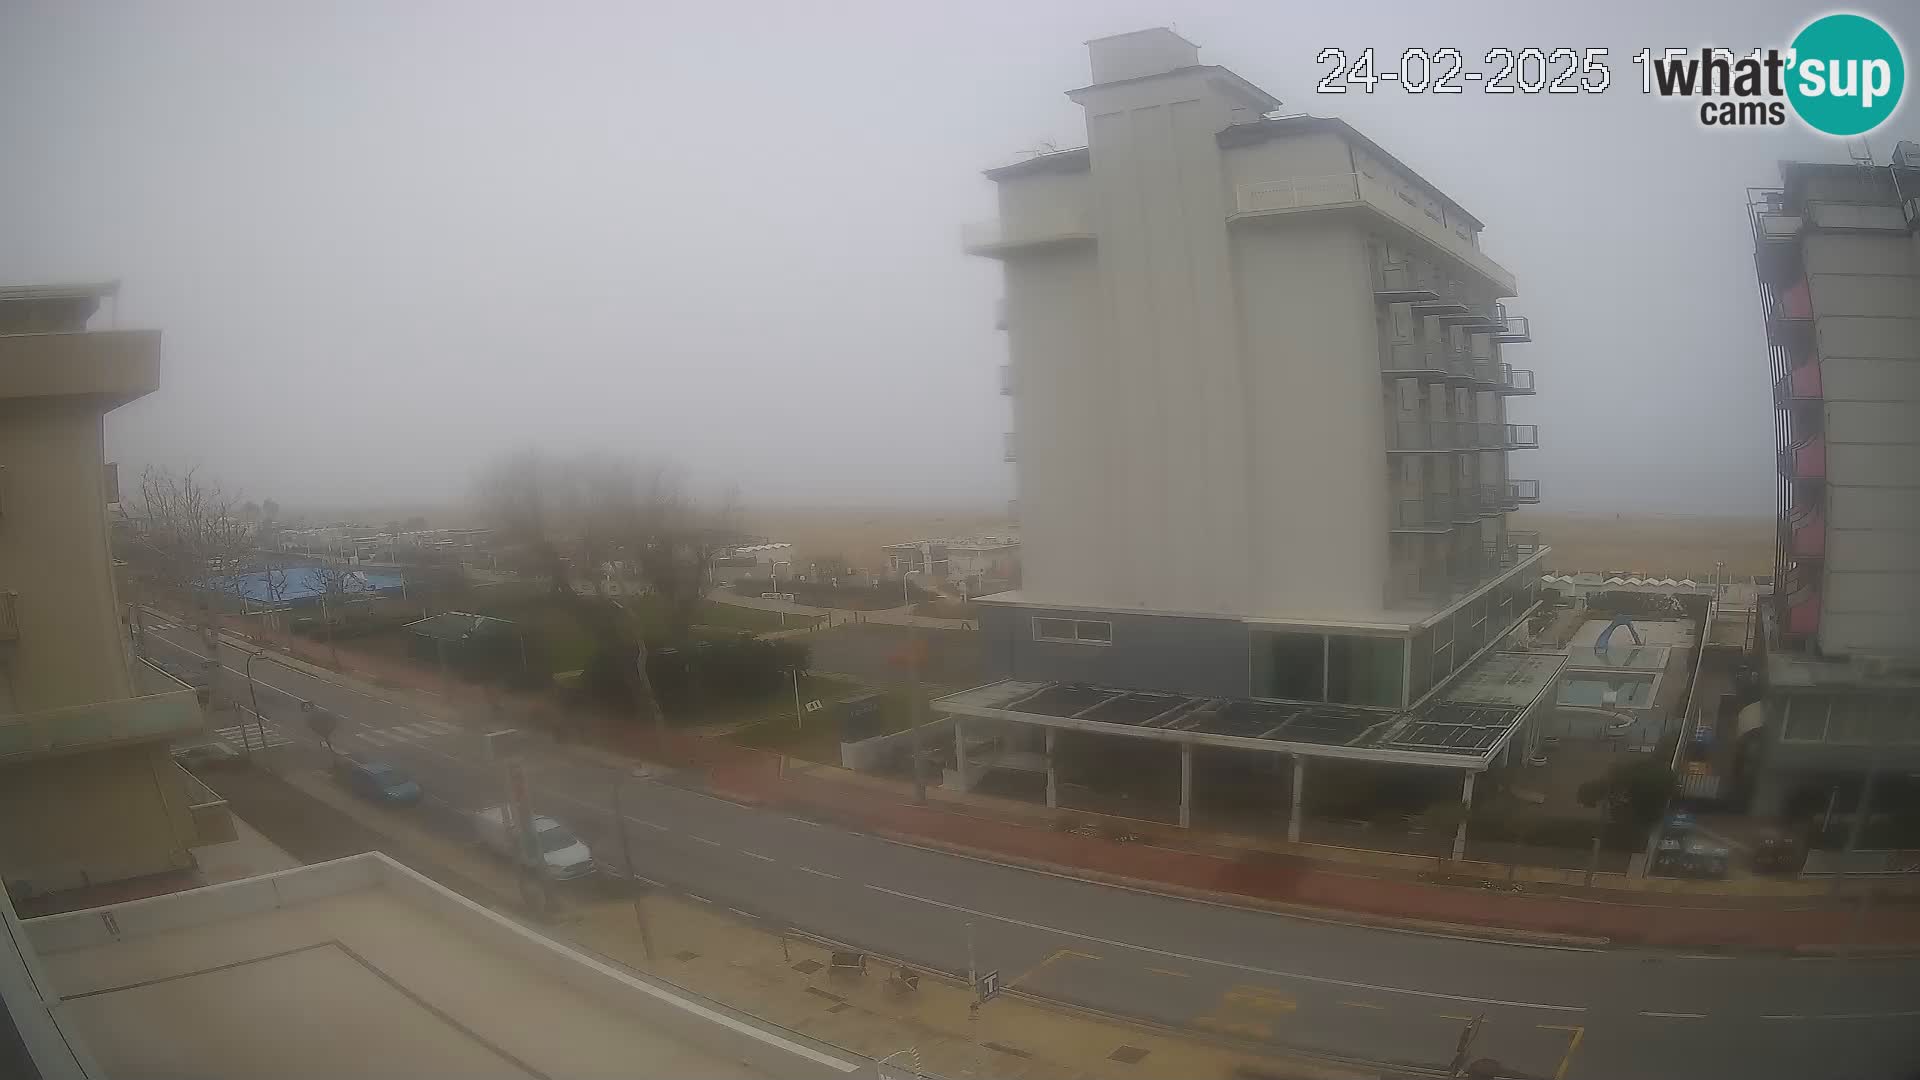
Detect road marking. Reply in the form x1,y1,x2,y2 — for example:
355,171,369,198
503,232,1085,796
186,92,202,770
728,907,757,919
1147,967,1190,978
692,836,723,847
1438,1013,1474,1022
863,884,1586,1013
797,866,839,880
741,850,777,863
358,731,392,746
1804,1010,1920,1020
864,832,1603,952
1538,1024,1584,1080
1678,954,1735,961
686,894,712,905
1338,1000,1385,1010
633,819,669,832
1760,1014,1805,1021
1193,1016,1269,1039
1223,985,1296,1014
1639,1011,1706,1019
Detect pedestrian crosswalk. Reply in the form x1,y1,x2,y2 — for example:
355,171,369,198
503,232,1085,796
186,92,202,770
143,620,180,631
352,719,462,747
213,721,295,751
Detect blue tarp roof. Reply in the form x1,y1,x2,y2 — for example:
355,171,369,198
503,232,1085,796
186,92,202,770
203,567,405,604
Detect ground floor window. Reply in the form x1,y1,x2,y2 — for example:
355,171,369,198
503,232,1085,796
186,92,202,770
1032,617,1112,646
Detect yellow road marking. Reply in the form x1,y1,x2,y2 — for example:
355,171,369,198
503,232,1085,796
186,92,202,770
1538,1023,1585,1080
1011,947,1103,987
1147,967,1190,978
1338,1000,1386,1010
1223,984,1298,1013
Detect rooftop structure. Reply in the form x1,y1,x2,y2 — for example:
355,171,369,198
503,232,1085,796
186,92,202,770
12,852,864,1079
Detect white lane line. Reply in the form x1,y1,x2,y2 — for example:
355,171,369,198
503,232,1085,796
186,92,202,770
863,885,1584,1013
692,836,724,847
741,851,777,863
797,866,839,880
1639,1011,1707,1019
863,832,1603,952
687,894,712,905
1760,1015,1805,1021
1677,954,1735,961
728,907,758,919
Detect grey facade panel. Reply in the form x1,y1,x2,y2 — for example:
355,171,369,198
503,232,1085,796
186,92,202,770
979,603,1252,698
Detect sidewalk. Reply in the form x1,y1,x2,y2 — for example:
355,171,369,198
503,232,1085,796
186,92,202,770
287,764,1374,1080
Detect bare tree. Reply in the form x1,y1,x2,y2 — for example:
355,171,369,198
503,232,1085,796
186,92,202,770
118,466,256,654
305,562,364,668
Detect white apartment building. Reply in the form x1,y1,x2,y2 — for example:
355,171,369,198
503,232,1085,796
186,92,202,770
965,29,1546,710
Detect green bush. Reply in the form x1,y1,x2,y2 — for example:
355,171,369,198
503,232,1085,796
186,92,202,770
579,635,812,717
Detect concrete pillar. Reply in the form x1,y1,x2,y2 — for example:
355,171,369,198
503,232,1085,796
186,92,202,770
1846,761,1879,852
952,717,969,793
1287,756,1305,844
1178,743,1193,829
1044,727,1058,809
1452,771,1477,861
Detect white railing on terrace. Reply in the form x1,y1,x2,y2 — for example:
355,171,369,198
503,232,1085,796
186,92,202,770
1236,172,1517,295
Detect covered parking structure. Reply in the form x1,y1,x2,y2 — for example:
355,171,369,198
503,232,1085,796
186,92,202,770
934,651,1565,858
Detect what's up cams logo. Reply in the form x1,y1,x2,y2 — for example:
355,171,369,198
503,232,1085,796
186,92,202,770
1637,13,1905,135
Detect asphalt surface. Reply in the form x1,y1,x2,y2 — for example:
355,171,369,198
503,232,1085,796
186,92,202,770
144,625,1920,1080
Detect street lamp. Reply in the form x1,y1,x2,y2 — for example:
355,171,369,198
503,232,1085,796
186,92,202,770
242,652,272,765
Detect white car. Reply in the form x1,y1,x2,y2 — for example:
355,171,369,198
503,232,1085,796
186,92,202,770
473,806,595,880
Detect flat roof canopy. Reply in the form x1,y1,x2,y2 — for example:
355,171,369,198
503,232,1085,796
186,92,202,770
935,652,1565,770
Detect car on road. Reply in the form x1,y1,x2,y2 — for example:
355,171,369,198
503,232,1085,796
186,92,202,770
334,756,422,806
473,806,595,880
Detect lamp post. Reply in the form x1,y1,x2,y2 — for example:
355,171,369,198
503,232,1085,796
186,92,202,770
242,651,272,765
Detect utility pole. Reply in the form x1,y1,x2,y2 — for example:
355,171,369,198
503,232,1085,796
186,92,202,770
792,667,804,730
243,652,271,770
908,627,927,805
610,771,654,963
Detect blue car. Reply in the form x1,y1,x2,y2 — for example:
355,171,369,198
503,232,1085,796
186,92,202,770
337,757,422,806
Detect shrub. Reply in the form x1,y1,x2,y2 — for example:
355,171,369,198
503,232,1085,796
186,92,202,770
579,635,811,717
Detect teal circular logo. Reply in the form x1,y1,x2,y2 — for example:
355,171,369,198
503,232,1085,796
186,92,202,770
1787,14,1905,136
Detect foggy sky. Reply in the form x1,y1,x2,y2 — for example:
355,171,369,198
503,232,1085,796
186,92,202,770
3,0,1914,516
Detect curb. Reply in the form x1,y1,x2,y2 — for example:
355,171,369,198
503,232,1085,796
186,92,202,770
1791,943,1920,958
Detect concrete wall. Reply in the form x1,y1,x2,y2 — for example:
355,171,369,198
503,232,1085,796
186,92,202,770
979,602,1252,698
1802,229,1920,659
0,743,198,897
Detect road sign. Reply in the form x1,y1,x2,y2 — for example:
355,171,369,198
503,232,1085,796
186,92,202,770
804,699,824,713
976,969,1001,1002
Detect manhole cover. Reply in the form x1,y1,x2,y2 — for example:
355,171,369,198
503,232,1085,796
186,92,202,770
1109,1046,1149,1065
791,959,823,974
672,950,700,962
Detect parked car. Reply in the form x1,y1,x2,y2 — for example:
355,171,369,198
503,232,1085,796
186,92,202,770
171,741,243,772
334,756,422,806
473,806,594,880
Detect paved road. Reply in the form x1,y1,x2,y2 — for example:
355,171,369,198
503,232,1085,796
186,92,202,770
144,627,1920,1080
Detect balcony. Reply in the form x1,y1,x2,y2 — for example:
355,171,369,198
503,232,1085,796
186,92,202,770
1502,424,1539,450
1233,173,1517,296
1002,432,1016,462
1392,494,1455,533
1773,361,1822,407
1784,589,1822,638
1475,485,1506,517
1387,419,1456,453
1379,340,1450,381
1764,279,1814,348
0,686,203,762
1779,436,1825,480
1485,529,1544,569
1491,303,1532,343
1787,504,1825,559
999,363,1013,395
1372,258,1441,303
1453,491,1484,523
1495,364,1535,395
1506,479,1541,506
1749,199,1806,288
963,211,1096,258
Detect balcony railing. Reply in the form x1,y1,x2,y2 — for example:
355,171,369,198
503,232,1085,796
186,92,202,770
1786,504,1825,559
1476,485,1506,516
1507,479,1541,505
1235,172,1517,295
1453,491,1484,523
1502,424,1539,449
1780,436,1825,480
1496,365,1535,395
1002,432,1016,462
1774,361,1821,407
999,364,1013,395
0,686,203,762
176,762,236,847
1485,529,1544,568
962,210,1096,257
1392,495,1454,532
1373,258,1442,302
